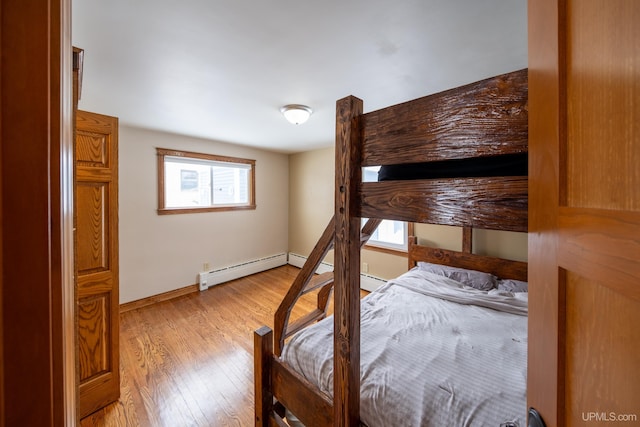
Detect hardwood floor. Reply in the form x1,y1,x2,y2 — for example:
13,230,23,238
80,265,347,427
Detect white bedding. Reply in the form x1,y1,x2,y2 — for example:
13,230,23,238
281,268,528,427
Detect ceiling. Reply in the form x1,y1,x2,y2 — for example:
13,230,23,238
72,0,528,154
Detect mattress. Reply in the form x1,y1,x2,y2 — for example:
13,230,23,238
281,268,528,427
377,152,527,181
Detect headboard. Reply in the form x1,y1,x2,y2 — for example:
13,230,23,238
408,236,528,282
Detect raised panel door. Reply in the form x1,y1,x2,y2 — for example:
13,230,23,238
75,110,120,418
528,1,640,425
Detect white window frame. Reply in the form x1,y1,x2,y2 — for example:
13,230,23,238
157,148,255,215
361,165,411,254
362,218,411,253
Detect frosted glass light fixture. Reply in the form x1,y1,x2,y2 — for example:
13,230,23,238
280,104,312,125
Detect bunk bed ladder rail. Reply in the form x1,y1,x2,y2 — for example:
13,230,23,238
273,216,382,356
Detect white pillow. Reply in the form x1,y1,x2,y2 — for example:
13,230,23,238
416,261,497,290
497,278,528,293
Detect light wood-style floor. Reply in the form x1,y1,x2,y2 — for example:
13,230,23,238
80,265,347,427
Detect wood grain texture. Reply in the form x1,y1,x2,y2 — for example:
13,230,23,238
560,2,640,424
565,0,640,211
80,265,331,427
334,96,363,427
274,217,335,356
78,294,110,380
529,2,640,426
462,227,473,253
565,274,640,426
1,0,72,424
271,358,333,427
76,183,109,273
359,176,528,232
361,69,528,166
254,327,273,427
76,110,120,418
275,217,381,358
120,283,199,313
527,0,564,424
558,207,640,301
76,131,108,167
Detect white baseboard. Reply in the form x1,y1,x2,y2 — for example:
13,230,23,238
198,253,287,290
287,252,334,274
287,252,386,292
359,273,387,292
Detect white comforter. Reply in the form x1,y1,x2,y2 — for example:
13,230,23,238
281,268,528,427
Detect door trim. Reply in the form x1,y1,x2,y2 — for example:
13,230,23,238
62,0,77,425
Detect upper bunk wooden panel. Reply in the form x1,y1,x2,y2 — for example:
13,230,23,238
358,176,528,232
360,69,528,166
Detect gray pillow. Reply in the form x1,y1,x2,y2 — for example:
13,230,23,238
497,278,528,293
416,261,497,291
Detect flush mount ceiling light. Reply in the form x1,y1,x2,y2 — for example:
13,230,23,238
280,104,313,125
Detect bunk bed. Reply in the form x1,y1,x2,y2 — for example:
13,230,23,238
254,69,528,427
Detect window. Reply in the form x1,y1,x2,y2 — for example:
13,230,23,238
363,218,411,253
157,148,255,214
361,165,411,253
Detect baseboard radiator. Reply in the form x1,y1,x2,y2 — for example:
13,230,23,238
287,252,387,292
198,253,287,291
287,252,334,274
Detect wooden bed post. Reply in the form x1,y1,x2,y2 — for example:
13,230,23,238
334,96,363,426
462,226,473,253
254,326,273,427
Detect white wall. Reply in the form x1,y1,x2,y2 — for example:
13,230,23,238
118,125,289,303
288,147,334,258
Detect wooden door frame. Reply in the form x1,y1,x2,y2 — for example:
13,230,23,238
527,0,563,424
0,0,76,425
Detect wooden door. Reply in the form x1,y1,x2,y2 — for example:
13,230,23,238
75,110,120,418
528,1,640,426
2,0,74,424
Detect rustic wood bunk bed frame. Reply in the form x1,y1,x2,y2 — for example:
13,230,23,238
254,69,528,427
